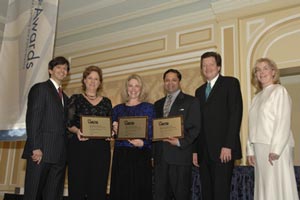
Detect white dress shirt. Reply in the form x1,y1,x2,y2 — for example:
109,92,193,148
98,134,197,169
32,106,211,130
50,78,64,105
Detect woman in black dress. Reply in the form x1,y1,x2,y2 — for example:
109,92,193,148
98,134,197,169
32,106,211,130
67,66,112,200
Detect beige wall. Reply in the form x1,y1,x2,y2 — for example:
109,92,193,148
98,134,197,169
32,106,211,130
281,75,300,166
1,1,300,193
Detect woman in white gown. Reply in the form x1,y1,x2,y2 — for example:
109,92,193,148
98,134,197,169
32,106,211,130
246,58,299,200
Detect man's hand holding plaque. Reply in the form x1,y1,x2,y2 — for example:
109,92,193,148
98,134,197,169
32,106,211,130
152,116,184,141
80,116,112,138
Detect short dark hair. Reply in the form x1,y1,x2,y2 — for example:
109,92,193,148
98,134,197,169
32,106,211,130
200,52,222,68
48,56,70,71
163,69,182,81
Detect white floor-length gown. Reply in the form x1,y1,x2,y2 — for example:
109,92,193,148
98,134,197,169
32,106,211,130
247,84,299,200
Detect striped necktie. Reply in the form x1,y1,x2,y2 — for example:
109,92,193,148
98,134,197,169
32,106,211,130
58,87,63,100
163,94,173,117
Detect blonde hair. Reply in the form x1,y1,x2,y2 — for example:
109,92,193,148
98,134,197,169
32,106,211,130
251,58,280,93
121,74,148,103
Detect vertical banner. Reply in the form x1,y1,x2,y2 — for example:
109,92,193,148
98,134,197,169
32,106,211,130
0,0,59,140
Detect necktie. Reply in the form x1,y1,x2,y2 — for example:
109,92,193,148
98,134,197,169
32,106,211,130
205,82,211,100
163,94,172,117
58,87,63,100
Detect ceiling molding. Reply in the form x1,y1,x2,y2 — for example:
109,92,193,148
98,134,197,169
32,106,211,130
59,0,126,21
211,0,269,14
57,0,200,38
55,9,215,55
211,0,300,20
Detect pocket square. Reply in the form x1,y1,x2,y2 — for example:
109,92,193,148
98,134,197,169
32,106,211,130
179,108,184,111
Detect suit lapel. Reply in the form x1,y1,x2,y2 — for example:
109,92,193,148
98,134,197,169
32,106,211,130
200,85,207,103
47,80,64,112
169,92,184,115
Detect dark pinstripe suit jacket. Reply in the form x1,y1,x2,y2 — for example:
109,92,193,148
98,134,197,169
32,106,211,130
153,91,201,165
22,80,68,163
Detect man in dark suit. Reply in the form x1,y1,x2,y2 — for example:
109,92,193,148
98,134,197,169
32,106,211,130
153,69,201,200
194,52,243,200
22,56,70,200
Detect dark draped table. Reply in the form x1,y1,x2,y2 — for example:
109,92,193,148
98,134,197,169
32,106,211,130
4,166,300,200
191,165,300,200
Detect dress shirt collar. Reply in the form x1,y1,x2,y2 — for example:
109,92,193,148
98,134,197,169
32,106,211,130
207,74,219,89
166,89,180,102
50,78,61,90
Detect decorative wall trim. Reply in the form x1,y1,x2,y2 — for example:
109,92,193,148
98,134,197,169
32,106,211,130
4,143,11,186
263,29,300,57
176,25,214,49
246,19,265,43
55,9,215,55
70,35,167,68
67,48,215,84
221,25,237,76
277,59,300,67
9,143,16,185
246,13,300,108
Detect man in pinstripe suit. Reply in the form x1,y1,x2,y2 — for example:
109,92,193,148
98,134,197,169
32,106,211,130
22,56,70,200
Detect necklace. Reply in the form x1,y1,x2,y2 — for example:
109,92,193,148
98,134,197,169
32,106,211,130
84,92,98,100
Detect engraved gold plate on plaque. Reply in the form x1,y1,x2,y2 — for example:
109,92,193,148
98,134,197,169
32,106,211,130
80,116,111,138
152,116,183,141
116,116,148,140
